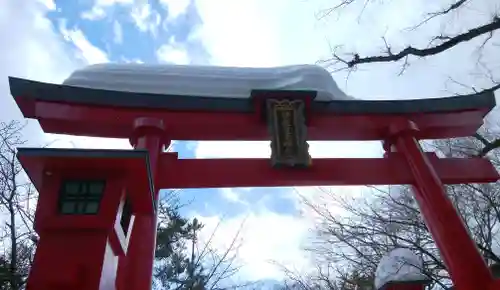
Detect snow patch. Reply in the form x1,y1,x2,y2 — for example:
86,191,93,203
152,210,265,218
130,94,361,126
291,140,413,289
375,248,429,289
63,63,354,101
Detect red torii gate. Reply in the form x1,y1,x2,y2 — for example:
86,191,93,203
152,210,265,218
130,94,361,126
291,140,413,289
8,64,500,290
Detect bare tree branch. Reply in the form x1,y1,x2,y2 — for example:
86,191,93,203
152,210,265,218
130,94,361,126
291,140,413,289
334,17,500,68
410,0,470,30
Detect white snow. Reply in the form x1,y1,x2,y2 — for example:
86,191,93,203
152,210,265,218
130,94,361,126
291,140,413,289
63,63,353,101
374,248,429,289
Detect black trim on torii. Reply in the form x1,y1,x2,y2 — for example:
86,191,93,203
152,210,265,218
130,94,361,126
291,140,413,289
9,77,496,115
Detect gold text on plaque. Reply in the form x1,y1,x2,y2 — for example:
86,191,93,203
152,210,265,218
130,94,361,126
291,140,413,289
266,99,311,168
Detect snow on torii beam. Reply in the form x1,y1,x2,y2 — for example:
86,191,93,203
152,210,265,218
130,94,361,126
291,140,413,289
8,76,494,140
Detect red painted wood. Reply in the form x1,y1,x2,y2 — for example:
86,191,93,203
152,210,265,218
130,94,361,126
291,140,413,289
15,94,499,290
17,98,487,140
26,171,123,290
18,153,154,214
489,280,500,290
394,131,493,290
117,118,168,290
156,153,499,189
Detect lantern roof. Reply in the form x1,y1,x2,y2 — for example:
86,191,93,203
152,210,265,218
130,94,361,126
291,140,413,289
17,148,155,214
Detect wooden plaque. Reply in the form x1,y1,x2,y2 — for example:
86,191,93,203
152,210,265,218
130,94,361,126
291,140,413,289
266,99,311,168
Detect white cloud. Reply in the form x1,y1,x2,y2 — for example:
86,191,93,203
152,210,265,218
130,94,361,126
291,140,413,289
130,2,161,36
0,0,120,150
113,20,123,44
195,0,284,67
0,0,108,237
195,141,382,159
81,0,134,21
193,139,382,280
0,2,76,82
0,0,131,158
220,188,248,205
194,208,313,281
195,0,499,98
0,0,78,135
81,6,107,20
96,0,134,5
192,185,373,282
46,135,131,150
156,44,190,64
160,0,191,20
58,20,109,64
121,57,144,64
37,0,56,10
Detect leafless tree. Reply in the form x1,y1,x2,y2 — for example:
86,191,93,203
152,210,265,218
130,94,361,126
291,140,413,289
432,127,500,264
319,0,500,153
302,185,454,289
154,190,247,290
0,121,37,290
276,125,500,289
320,0,499,77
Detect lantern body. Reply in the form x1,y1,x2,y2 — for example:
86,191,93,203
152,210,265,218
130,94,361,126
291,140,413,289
18,148,153,290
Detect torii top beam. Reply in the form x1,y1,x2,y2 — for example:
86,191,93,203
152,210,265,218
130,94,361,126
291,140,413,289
8,64,495,141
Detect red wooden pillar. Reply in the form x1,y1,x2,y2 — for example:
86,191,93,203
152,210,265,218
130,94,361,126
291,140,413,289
117,118,169,290
385,120,493,290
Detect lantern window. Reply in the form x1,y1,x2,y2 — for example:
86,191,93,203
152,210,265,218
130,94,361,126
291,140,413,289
58,180,106,215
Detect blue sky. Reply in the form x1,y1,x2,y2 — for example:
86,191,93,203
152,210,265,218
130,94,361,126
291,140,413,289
1,0,498,283
48,0,209,64
37,0,305,229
